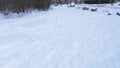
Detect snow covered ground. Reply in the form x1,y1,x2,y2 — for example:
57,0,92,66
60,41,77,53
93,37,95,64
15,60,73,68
0,4,120,68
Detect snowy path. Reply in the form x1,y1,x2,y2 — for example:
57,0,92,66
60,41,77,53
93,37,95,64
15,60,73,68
0,6,120,68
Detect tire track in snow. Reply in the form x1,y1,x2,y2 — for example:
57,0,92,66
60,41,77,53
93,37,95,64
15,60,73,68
0,6,120,68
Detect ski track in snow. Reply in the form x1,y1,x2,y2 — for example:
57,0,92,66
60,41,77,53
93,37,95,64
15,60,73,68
0,5,120,68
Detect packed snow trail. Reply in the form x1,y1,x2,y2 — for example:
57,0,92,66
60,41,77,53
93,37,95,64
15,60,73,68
0,5,120,68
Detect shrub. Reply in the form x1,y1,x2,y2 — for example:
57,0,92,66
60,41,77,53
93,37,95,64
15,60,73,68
82,7,89,10
116,12,120,16
108,13,112,15
91,8,97,12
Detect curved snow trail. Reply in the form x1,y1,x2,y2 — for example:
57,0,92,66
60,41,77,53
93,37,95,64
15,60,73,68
0,5,120,68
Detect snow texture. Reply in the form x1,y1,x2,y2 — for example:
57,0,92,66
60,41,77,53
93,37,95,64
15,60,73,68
0,4,120,68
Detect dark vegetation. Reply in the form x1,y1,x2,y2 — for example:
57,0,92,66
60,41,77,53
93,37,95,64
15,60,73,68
91,8,97,12
82,7,89,10
0,0,51,14
51,0,116,4
116,12,120,16
84,0,115,4
0,0,118,15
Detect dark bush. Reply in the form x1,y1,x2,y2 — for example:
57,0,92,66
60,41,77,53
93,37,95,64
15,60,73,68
91,8,97,12
82,7,89,10
116,12,120,16
108,13,112,15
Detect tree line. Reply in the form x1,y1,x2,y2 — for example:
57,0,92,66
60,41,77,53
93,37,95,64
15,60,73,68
0,0,51,14
0,0,117,15
51,0,116,4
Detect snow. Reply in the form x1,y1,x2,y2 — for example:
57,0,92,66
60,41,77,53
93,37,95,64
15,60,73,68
0,4,120,68
70,2,75,7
